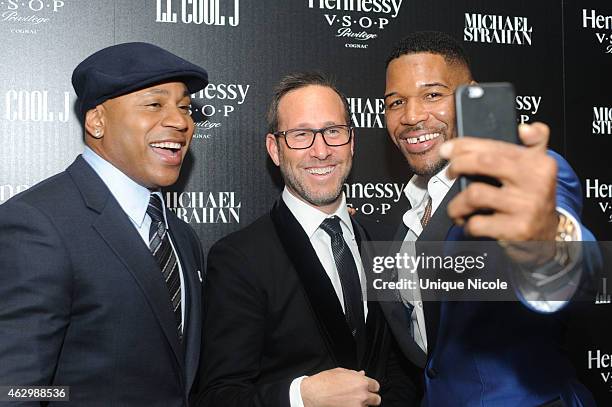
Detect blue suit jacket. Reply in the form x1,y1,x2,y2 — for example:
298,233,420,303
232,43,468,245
0,156,204,406
380,151,597,407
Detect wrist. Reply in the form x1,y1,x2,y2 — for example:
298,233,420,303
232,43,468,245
300,376,313,407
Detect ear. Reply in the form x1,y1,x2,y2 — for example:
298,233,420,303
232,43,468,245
266,133,281,166
350,128,355,156
470,80,477,85
84,106,105,141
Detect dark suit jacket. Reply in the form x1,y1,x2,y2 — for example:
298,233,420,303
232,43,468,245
380,151,597,407
194,198,418,407
0,156,204,406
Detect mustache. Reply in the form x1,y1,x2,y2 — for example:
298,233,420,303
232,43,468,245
300,160,342,168
399,124,447,138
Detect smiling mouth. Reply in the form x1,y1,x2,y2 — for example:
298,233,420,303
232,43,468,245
306,166,335,175
150,141,182,151
404,132,442,144
149,141,184,164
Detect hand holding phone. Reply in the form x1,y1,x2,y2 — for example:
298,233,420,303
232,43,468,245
445,84,559,243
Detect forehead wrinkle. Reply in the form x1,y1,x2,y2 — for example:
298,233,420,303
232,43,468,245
140,87,191,101
142,88,169,96
419,82,450,89
291,120,341,129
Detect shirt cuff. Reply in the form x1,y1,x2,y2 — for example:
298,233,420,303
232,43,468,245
522,208,583,313
556,206,582,241
289,376,308,407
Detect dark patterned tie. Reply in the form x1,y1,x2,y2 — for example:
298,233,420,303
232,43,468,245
421,196,433,228
147,194,182,341
319,216,366,341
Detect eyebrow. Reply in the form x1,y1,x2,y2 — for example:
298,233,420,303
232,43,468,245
383,82,450,100
142,89,169,96
293,121,340,128
141,89,190,97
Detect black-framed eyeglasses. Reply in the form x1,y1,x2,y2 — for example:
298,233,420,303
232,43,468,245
273,124,353,150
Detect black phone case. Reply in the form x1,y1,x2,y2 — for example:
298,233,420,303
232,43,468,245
455,82,520,191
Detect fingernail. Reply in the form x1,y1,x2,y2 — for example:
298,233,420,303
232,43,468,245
439,141,453,158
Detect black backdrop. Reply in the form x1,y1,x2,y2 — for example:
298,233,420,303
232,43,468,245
1,0,610,403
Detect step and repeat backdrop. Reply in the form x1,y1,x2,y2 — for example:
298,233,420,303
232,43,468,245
1,0,610,403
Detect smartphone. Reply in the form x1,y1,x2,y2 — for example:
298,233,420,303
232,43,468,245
455,82,520,191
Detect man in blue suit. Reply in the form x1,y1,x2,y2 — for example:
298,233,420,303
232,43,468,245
379,31,596,406
0,43,208,406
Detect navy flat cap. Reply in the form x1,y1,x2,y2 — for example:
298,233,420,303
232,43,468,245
72,42,208,118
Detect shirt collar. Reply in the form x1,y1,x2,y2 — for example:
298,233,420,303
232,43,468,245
436,165,455,188
82,147,154,227
282,187,354,239
403,164,455,208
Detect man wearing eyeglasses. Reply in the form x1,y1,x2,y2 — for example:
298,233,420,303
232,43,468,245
193,72,417,407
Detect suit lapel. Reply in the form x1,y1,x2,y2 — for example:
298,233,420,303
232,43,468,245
270,199,358,370
372,230,428,368
382,181,460,365
351,220,403,372
417,181,460,356
351,219,373,365
67,157,186,374
167,215,201,395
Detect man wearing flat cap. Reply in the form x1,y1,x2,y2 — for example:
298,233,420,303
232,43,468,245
0,42,208,406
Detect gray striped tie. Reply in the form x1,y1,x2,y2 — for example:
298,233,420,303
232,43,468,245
319,216,365,341
147,194,182,341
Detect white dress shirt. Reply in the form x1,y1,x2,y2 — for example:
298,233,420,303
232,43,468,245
282,187,368,407
82,147,185,332
401,165,455,353
400,164,583,353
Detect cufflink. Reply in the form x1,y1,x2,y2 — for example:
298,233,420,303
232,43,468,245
555,213,577,242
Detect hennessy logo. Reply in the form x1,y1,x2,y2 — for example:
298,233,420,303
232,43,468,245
344,182,406,216
581,10,612,54
584,179,612,223
189,83,250,138
582,9,612,29
464,13,533,45
308,0,403,49
1,0,66,34
308,0,403,18
587,350,612,386
515,95,542,124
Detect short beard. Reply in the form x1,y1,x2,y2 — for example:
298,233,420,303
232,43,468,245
397,124,450,177
279,150,350,208
409,156,449,177
285,172,345,207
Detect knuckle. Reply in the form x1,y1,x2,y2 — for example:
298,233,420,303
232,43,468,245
358,389,369,400
464,217,480,235
531,199,542,214
466,185,481,203
482,153,496,166
517,220,531,239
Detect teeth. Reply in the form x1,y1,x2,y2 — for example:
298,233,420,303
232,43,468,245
150,141,181,149
406,133,441,144
307,166,334,175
